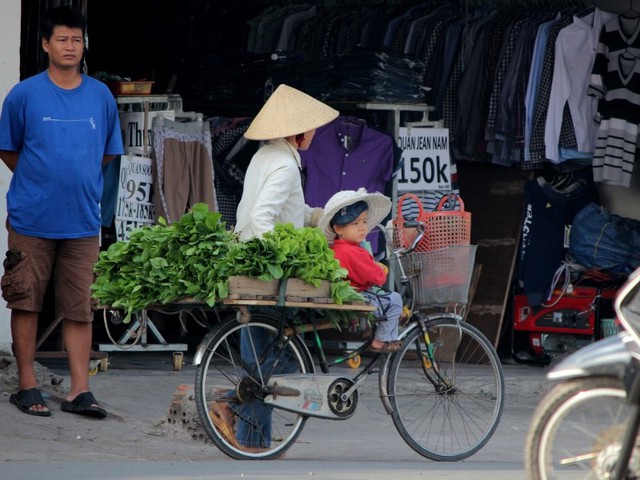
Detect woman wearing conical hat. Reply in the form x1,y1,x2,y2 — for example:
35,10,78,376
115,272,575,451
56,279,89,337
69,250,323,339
213,85,338,455
234,84,338,240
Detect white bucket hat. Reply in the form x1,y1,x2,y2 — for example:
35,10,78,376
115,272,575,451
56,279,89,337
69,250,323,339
244,84,339,140
319,188,391,242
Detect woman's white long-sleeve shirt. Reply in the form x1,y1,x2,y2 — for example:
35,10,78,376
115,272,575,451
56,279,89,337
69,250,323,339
235,138,315,241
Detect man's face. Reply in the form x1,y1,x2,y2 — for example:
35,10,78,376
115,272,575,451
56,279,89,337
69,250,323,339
42,25,84,70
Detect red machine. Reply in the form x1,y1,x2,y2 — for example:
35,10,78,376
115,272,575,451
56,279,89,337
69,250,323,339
511,286,618,364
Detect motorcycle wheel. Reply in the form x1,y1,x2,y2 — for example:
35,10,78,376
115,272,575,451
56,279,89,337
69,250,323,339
525,376,634,480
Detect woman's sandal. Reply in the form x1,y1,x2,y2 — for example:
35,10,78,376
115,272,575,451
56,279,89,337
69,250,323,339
209,388,242,449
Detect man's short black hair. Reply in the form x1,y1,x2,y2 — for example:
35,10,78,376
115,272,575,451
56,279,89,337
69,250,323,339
41,6,86,41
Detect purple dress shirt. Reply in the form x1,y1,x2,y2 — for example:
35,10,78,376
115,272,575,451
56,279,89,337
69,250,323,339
300,116,395,252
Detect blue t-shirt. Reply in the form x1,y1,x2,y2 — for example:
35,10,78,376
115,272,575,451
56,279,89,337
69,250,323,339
0,71,124,238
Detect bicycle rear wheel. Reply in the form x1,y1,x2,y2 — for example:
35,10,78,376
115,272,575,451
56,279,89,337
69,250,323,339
387,317,504,461
194,313,314,460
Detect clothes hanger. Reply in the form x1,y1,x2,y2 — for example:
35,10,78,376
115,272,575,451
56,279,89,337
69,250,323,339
620,45,637,61
339,116,365,127
620,0,640,20
573,0,595,19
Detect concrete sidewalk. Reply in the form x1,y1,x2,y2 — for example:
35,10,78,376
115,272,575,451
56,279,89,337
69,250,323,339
0,351,551,464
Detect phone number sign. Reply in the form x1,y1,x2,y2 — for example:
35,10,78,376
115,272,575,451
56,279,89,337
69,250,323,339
115,155,155,241
396,127,451,191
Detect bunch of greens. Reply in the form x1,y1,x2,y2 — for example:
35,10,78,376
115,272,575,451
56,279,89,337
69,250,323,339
221,224,365,328
92,205,365,328
92,203,234,322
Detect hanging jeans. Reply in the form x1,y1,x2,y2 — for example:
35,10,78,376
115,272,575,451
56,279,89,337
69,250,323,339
152,118,217,223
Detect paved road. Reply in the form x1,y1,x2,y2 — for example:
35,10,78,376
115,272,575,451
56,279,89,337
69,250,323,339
0,352,549,480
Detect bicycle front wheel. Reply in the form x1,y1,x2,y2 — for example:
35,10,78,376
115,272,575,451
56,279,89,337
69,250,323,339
525,377,631,480
387,317,504,461
194,313,314,460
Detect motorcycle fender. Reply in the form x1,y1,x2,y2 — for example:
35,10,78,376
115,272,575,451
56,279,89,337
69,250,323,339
547,332,638,383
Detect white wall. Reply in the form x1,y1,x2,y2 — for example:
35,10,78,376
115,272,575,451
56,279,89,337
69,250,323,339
0,0,21,354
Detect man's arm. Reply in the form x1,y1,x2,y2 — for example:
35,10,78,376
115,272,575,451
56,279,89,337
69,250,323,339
102,154,116,165
0,151,19,172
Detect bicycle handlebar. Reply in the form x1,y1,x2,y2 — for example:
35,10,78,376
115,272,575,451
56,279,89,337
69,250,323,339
402,221,427,255
376,220,427,257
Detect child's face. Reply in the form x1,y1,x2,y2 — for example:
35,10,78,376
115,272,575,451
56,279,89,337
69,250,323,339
333,210,369,244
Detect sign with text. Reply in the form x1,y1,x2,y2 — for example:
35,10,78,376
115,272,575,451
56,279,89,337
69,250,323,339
119,110,174,155
396,127,451,191
115,155,155,241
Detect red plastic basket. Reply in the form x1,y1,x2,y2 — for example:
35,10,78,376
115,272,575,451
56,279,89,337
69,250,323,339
393,193,471,252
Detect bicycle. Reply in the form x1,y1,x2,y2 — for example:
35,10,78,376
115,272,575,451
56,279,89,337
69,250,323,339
192,221,505,460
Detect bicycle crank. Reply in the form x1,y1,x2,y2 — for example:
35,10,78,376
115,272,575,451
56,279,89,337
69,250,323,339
263,374,359,419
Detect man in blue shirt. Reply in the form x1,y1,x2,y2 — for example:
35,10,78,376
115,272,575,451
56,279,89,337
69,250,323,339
0,6,123,418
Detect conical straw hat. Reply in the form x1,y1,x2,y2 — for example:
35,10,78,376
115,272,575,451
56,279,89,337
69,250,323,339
244,84,339,140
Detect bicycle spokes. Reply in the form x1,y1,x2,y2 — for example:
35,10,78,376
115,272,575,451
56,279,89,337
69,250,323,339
388,319,504,461
417,330,455,391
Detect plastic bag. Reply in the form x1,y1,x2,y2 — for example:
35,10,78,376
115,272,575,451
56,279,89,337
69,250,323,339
569,203,640,275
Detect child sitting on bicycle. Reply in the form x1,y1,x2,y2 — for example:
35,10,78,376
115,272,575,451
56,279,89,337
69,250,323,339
319,188,403,353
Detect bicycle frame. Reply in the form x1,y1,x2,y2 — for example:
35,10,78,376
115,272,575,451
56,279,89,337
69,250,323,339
377,310,463,412
270,308,386,407
195,220,476,404
193,299,459,418
192,219,503,460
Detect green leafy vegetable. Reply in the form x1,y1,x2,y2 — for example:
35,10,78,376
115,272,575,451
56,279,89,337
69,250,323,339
92,203,234,322
92,205,364,327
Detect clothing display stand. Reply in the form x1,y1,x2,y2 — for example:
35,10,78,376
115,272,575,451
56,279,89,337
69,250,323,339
97,94,191,361
356,102,438,139
116,94,185,156
116,94,184,113
355,102,440,280
98,310,188,366
355,102,440,209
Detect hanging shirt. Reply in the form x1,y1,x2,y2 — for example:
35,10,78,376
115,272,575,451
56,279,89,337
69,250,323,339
529,12,575,166
300,116,394,208
300,116,395,253
544,9,613,163
524,14,561,163
276,5,317,51
589,15,640,186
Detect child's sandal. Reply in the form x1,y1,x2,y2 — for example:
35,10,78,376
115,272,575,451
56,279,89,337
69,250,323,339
367,341,403,353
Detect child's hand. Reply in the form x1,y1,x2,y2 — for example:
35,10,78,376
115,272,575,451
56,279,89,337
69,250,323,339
376,262,389,275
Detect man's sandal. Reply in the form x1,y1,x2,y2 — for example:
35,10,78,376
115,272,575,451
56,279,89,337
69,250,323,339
10,387,52,417
61,391,107,419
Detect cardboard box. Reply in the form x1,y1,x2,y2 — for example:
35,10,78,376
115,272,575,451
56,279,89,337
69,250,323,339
108,81,154,96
